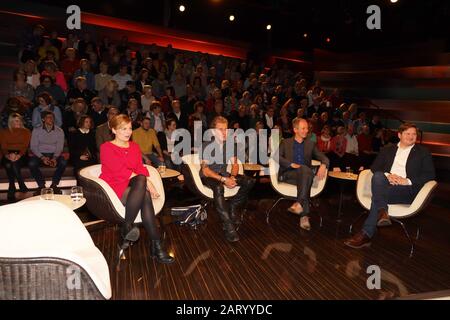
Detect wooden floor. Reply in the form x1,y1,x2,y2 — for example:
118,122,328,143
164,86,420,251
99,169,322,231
82,179,450,300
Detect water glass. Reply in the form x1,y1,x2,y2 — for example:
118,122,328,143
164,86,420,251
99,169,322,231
158,165,166,174
346,167,353,177
71,186,84,202
40,188,54,200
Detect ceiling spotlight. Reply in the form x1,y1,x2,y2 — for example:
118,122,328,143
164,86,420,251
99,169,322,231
229,15,235,21
266,24,272,30
303,33,308,38
390,0,398,3
179,5,185,12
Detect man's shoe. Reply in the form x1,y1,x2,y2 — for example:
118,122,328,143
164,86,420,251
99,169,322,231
288,202,303,215
344,231,372,249
223,222,239,242
299,216,311,231
377,208,392,227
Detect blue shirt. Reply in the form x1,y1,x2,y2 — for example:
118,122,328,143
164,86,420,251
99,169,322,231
293,139,305,165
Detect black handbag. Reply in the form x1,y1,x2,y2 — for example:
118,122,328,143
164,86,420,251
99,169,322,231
171,204,207,228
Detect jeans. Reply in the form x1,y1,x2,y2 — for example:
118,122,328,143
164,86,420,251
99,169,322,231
280,166,315,217
362,171,416,238
28,153,67,188
144,153,164,167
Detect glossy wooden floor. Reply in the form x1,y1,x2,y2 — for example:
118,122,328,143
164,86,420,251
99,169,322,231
81,179,450,300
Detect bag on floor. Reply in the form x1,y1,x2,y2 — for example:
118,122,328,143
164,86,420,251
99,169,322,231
171,204,207,228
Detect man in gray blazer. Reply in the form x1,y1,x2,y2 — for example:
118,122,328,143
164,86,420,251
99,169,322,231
275,117,329,230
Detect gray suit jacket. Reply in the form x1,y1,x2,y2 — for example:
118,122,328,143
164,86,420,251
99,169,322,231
275,137,330,178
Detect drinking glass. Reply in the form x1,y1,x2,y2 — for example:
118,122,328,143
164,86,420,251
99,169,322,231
71,186,84,202
158,165,166,174
40,188,54,200
346,167,353,178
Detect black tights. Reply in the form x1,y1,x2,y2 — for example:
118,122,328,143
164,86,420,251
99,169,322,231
121,175,160,240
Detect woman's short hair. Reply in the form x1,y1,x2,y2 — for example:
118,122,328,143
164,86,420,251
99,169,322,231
37,92,53,105
72,98,87,112
165,118,177,128
109,114,131,131
194,101,205,112
77,114,93,129
8,113,24,129
106,79,118,91
150,101,162,111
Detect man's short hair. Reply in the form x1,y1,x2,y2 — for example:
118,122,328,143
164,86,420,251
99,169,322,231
292,117,306,129
91,97,102,104
211,116,228,128
41,110,55,120
75,76,87,84
398,122,417,134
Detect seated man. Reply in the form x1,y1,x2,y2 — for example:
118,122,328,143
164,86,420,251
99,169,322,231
200,116,255,242
29,111,67,192
276,117,329,230
95,107,120,157
132,117,165,167
345,122,435,248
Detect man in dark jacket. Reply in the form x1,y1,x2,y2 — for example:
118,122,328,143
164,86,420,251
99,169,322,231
275,117,329,230
345,122,435,248
167,100,189,130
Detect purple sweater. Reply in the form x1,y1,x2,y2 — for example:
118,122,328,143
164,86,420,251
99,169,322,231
30,125,65,158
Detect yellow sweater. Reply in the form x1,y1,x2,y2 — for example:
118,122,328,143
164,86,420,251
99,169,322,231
131,127,160,155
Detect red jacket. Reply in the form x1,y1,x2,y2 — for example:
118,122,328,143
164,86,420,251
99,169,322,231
99,141,149,199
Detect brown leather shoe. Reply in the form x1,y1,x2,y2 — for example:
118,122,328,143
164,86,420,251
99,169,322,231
288,202,303,215
377,208,392,227
299,216,311,231
344,231,371,249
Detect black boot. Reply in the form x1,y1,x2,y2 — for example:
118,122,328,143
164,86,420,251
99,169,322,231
7,188,16,202
50,184,62,194
229,205,242,227
150,240,174,264
18,183,29,193
223,221,239,242
120,223,140,242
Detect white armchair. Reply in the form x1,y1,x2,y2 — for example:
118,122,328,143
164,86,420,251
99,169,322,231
266,158,328,225
355,169,438,257
181,153,244,200
0,201,111,300
78,164,165,224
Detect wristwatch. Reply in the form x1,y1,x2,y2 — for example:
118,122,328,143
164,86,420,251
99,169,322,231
220,176,226,183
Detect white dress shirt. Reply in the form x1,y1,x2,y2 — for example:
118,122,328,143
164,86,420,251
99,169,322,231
386,143,414,185
265,114,274,129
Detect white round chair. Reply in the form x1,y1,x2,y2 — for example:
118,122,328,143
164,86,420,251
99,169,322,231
0,201,111,300
181,153,244,200
266,158,328,224
78,164,165,224
354,169,438,257
79,164,165,263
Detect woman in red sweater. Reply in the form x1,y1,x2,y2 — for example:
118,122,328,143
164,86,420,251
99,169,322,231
99,114,174,264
